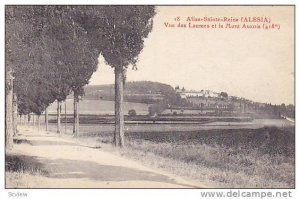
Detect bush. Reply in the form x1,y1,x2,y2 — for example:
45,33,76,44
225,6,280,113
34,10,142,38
128,109,137,117
148,102,167,116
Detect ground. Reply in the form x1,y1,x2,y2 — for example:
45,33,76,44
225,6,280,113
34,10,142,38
6,126,207,188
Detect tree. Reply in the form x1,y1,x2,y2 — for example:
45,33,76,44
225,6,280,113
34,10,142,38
13,93,18,136
148,101,167,116
44,6,99,136
5,69,14,150
74,6,155,146
5,6,37,149
99,6,156,147
6,6,71,135
5,6,156,148
220,92,228,98
128,109,137,117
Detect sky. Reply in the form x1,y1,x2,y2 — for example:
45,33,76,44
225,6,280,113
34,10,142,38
89,6,294,105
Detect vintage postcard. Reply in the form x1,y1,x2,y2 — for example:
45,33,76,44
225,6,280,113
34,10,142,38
5,5,295,191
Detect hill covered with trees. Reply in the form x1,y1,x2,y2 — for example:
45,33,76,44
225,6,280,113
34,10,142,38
83,81,295,119
84,81,182,105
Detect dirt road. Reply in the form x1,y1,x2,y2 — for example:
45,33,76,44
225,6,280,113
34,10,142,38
6,126,206,188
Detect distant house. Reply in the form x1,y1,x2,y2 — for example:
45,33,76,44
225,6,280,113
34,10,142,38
175,87,220,98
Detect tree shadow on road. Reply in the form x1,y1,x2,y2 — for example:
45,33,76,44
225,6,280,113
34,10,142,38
5,154,182,187
42,158,177,184
6,154,49,176
13,138,78,146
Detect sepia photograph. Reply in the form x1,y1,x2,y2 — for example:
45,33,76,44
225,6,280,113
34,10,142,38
5,5,295,189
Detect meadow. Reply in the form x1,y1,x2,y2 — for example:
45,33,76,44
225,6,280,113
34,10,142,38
46,99,150,115
19,117,295,188
29,98,295,188
72,125,295,188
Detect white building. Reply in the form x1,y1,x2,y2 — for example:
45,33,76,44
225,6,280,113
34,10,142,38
175,87,219,99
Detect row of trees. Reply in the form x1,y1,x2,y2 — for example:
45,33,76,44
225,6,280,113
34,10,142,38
6,6,156,150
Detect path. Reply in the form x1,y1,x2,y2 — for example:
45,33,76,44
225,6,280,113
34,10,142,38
6,126,206,188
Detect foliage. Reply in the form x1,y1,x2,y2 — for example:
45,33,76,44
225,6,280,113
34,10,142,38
148,101,167,116
84,81,183,105
220,92,228,98
128,109,137,117
73,6,156,70
46,6,99,97
5,5,102,115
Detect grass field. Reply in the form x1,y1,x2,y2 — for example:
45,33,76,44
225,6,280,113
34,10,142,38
46,99,150,115
9,123,295,188
5,152,48,188
72,125,294,188
27,115,295,188
44,117,293,135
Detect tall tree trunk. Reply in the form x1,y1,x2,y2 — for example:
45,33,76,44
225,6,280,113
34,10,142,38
57,101,61,134
73,93,77,135
38,115,40,133
114,68,125,147
65,101,67,134
13,93,18,136
27,114,30,126
45,108,48,132
5,70,14,150
33,114,35,131
76,98,79,137
73,92,80,137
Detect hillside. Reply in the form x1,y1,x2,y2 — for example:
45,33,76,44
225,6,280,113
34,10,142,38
82,81,294,118
84,81,180,105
